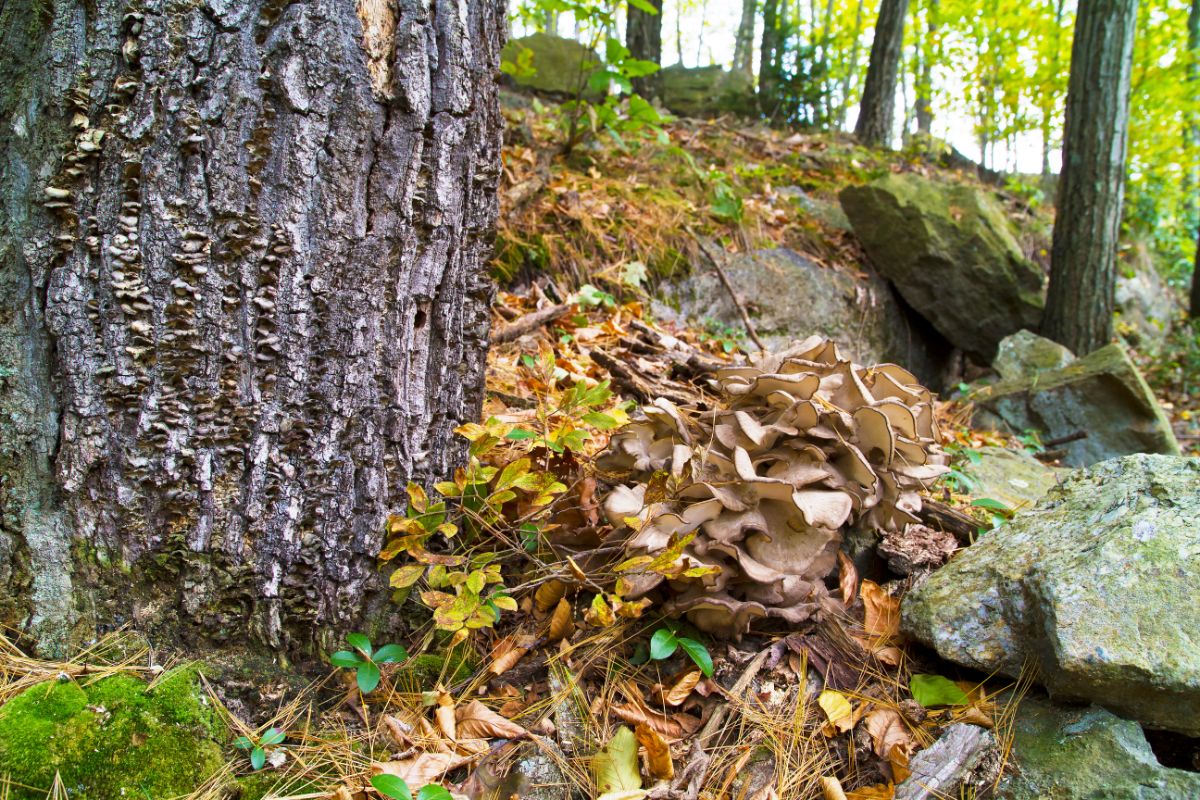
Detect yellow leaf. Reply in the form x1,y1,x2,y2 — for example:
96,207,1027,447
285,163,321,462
406,482,428,513
389,564,425,589
818,690,856,734
534,579,566,612
586,593,616,627
548,598,574,642
592,727,644,799
635,722,674,781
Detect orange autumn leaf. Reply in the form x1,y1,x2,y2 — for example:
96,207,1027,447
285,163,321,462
635,722,674,781
548,597,574,642
861,580,900,641
455,700,528,740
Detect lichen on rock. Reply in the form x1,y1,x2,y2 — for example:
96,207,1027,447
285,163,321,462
0,667,226,799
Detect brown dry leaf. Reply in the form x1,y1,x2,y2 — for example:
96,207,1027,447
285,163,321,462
489,634,537,676
534,579,566,613
435,691,457,741
548,597,574,642
652,669,702,707
634,722,674,781
612,683,700,739
381,714,413,748
820,776,848,800
864,707,914,782
954,705,995,728
567,556,588,582
371,751,474,785
837,550,859,606
861,581,900,641
455,700,528,740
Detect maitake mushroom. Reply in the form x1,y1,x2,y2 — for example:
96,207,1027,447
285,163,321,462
598,336,948,638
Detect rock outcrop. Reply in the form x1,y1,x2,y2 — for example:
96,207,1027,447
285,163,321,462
971,340,1179,466
903,455,1200,736
839,174,1045,361
502,33,602,98
656,248,952,389
659,65,757,118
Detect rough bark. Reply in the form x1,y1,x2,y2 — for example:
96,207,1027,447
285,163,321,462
627,0,663,98
733,0,758,74
0,0,503,656
1043,0,1138,354
855,0,909,147
914,0,938,135
1187,0,1200,317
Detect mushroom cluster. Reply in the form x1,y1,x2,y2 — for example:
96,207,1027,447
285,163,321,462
598,336,948,638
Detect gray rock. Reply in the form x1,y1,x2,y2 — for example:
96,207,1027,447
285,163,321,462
502,34,602,99
993,330,1075,382
775,186,852,231
492,739,577,800
1116,245,1181,346
903,455,1200,736
659,65,756,118
896,724,997,800
997,695,1200,799
961,446,1059,513
971,343,1180,466
655,248,951,389
839,174,1045,361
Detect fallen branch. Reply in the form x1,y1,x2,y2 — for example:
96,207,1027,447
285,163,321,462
490,303,571,344
917,499,980,545
689,233,768,354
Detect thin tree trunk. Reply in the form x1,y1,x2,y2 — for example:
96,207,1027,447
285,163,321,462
1188,0,1200,316
915,0,938,135
759,0,782,115
838,0,867,129
734,0,759,73
1041,0,1067,177
0,0,503,656
676,1,685,64
695,0,710,64
1043,0,1138,354
627,0,664,98
544,9,559,35
855,0,910,147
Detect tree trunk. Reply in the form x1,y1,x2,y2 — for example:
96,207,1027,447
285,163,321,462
733,0,758,74
915,0,938,135
837,0,867,129
1191,228,1200,318
0,0,503,656
627,0,664,98
759,0,784,116
1043,0,1138,354
1187,0,1200,316
855,0,910,147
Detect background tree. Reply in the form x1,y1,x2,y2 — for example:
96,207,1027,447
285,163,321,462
0,0,504,656
913,0,939,135
1188,0,1200,315
627,0,665,98
733,0,759,73
855,0,910,146
1043,0,1139,353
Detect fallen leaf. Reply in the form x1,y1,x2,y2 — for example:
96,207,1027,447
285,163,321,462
635,722,674,781
845,783,894,799
818,689,856,734
548,598,574,642
820,775,848,800
864,707,913,782
435,692,457,741
651,669,702,707
954,705,995,728
535,579,566,612
593,726,646,800
489,634,537,676
861,581,900,641
909,674,970,708
371,751,474,786
837,550,858,606
455,700,528,740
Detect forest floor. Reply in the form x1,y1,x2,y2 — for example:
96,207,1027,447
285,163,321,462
2,102,1197,800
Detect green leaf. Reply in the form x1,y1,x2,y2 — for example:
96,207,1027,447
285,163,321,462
259,727,286,746
909,674,971,708
373,644,409,664
582,411,618,430
346,632,373,656
971,497,1012,514
250,746,266,771
330,650,363,668
370,774,413,800
505,427,537,441
628,0,659,14
357,661,382,694
233,736,254,749
649,628,678,660
416,786,453,800
678,637,714,678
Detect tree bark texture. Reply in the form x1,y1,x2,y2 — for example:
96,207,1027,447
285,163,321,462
1187,0,1200,316
1043,0,1138,354
626,0,663,98
854,0,909,147
0,0,504,656
733,0,757,74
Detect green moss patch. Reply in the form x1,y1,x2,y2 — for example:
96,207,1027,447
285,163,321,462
0,667,226,799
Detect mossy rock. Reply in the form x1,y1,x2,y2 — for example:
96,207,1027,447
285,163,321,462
393,650,477,690
501,33,603,99
0,667,226,799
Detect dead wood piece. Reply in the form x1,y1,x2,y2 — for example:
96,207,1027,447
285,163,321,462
1041,430,1088,448
698,647,772,748
894,723,996,800
590,348,702,407
491,303,570,344
917,499,980,544
878,524,958,575
627,319,727,377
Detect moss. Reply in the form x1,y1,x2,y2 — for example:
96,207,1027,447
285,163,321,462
235,771,324,800
394,650,477,690
0,668,226,800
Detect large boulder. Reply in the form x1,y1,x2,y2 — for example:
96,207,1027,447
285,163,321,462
1116,243,1181,346
501,33,602,98
971,340,1180,466
992,329,1074,382
903,455,1200,736
997,695,1200,799
655,248,952,388
839,174,1045,361
961,446,1059,513
659,65,756,118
